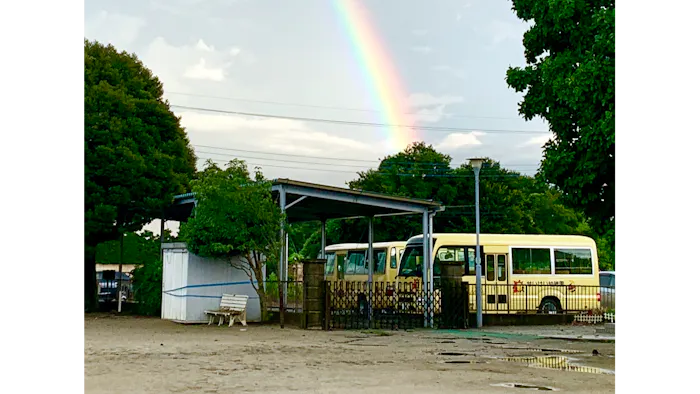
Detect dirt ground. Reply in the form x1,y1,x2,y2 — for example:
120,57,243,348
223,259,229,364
85,315,615,393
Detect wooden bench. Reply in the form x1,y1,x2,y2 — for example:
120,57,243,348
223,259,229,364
204,294,249,327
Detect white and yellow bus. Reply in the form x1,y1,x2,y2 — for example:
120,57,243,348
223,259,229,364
323,242,405,283
396,233,601,314
323,242,405,312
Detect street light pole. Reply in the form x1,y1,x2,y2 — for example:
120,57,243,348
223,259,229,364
469,158,485,328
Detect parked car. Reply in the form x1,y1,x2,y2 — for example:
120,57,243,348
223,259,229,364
97,271,132,303
599,271,615,310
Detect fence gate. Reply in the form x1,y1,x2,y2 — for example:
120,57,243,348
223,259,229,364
324,281,467,330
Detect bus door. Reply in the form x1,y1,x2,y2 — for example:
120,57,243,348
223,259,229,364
484,247,509,312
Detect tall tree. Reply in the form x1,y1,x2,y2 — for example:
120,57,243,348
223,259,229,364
179,160,283,321
505,0,615,235
298,143,596,260
85,39,196,311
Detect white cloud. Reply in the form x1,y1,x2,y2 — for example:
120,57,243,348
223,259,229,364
406,93,464,123
456,14,463,22
431,65,467,80
195,39,215,52
410,46,433,54
84,11,145,51
183,58,227,81
521,133,553,148
436,132,484,150
229,47,242,56
487,20,526,45
175,110,382,161
407,93,464,108
140,37,235,87
413,106,447,123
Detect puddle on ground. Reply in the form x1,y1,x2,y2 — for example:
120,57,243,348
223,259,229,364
444,360,486,364
436,340,456,344
491,382,558,391
438,352,470,356
496,356,614,375
497,346,583,354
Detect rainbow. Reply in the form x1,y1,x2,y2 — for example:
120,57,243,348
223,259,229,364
331,0,418,152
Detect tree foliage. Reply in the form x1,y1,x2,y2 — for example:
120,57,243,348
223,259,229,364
505,0,615,236
95,229,177,267
132,258,164,316
297,142,612,270
179,160,283,321
84,39,196,311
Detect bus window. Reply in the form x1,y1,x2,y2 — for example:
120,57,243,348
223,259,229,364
497,255,506,281
554,248,593,275
324,253,336,276
390,247,397,269
435,246,466,274
486,255,495,281
373,249,387,274
465,247,485,276
512,247,552,275
345,251,367,275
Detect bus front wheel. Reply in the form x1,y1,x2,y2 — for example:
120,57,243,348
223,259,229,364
538,297,562,314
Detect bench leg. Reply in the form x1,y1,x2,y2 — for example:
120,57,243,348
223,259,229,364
240,310,247,327
207,315,213,325
218,315,224,326
229,314,235,327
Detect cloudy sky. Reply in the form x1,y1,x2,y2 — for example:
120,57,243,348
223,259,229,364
85,0,550,190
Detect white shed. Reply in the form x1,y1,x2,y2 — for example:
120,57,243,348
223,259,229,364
161,242,264,323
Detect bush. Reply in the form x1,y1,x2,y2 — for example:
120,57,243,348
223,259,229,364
132,259,163,316
265,272,280,300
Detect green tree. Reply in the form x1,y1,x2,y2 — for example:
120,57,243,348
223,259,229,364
179,160,283,321
505,0,615,236
95,229,177,268
85,40,196,311
336,143,590,244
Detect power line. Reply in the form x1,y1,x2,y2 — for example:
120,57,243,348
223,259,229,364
192,144,540,168
194,146,539,170
193,144,379,163
197,156,533,178
166,91,525,121
196,149,374,169
172,104,550,134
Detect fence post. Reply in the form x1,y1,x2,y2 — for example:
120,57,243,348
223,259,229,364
441,262,463,329
302,259,325,329
323,281,330,331
279,280,285,329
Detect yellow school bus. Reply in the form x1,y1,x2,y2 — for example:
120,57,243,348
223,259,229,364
396,233,601,314
323,242,405,312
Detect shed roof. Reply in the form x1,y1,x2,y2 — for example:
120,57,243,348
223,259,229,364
164,178,442,223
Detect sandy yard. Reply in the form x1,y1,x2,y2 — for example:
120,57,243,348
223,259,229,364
85,314,614,393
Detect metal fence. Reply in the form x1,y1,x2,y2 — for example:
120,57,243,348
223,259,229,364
263,280,304,313
465,284,615,314
326,281,468,330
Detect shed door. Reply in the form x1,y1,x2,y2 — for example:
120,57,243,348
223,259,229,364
162,249,188,321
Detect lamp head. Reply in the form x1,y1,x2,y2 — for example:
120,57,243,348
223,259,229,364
468,158,486,170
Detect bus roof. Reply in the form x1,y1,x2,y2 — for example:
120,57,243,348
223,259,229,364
405,233,596,248
325,241,406,251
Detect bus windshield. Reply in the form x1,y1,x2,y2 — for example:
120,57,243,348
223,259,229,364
398,245,441,277
398,246,423,277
